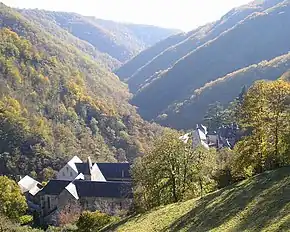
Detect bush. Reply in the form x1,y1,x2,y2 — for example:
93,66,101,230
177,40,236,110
0,176,27,220
76,211,119,232
19,215,33,225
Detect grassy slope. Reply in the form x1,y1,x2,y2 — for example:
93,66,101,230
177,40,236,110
107,167,290,232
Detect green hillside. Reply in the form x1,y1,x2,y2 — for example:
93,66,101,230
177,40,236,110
17,9,121,71
117,0,282,92
19,9,179,63
130,0,290,123
159,53,290,128
0,3,162,180
105,167,290,232
115,32,189,80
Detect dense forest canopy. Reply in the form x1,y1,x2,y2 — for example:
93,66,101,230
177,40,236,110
0,3,163,180
19,9,179,64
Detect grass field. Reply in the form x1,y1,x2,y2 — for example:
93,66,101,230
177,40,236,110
104,167,290,232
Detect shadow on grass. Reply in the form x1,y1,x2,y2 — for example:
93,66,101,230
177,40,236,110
100,213,138,232
163,167,290,232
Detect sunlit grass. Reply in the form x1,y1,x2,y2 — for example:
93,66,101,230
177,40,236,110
105,167,290,232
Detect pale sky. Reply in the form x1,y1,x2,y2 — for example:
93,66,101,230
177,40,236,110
1,0,251,31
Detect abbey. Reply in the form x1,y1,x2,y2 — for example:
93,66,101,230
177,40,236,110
18,156,133,226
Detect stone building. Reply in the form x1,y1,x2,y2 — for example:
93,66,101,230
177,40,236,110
32,156,133,225
180,124,240,150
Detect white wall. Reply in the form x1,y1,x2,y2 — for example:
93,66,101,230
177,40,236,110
56,163,79,181
91,164,106,181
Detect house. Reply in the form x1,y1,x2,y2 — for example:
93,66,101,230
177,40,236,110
180,124,210,149
192,124,209,149
35,156,133,225
180,123,240,150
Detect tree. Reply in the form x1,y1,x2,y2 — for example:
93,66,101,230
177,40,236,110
0,176,27,220
234,80,290,176
132,129,217,210
58,202,81,226
266,80,290,161
192,146,217,197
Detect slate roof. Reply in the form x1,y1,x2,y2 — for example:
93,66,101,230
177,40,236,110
74,180,133,198
40,180,71,195
39,179,133,199
97,163,131,180
75,163,91,175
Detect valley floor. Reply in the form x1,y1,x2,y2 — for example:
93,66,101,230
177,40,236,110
104,167,290,232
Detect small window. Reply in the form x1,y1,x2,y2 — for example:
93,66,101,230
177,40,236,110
66,167,69,172
47,196,51,209
62,172,65,176
70,172,73,177
121,170,125,178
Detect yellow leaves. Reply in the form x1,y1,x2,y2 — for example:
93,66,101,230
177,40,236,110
68,80,84,100
30,116,53,142
36,73,50,85
0,28,20,42
0,97,22,115
237,79,290,176
0,176,27,220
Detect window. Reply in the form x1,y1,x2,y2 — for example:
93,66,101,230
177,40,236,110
62,172,65,176
121,170,124,178
70,172,73,177
66,167,69,172
47,196,51,209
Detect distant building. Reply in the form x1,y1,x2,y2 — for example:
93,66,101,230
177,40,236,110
180,123,240,150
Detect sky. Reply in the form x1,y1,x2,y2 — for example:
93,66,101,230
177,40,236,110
1,0,251,31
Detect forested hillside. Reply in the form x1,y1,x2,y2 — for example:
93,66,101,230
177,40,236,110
0,3,163,180
117,0,282,90
19,9,179,64
159,53,290,128
116,0,290,129
115,31,194,80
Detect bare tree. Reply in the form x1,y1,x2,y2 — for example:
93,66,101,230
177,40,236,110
58,201,81,226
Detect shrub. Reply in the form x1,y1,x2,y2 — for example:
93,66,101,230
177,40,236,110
76,211,119,232
19,215,33,225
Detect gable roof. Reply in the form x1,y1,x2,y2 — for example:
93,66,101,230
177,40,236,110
18,175,43,196
39,179,133,199
67,156,83,173
40,180,71,195
97,163,131,180
75,163,91,175
74,180,133,198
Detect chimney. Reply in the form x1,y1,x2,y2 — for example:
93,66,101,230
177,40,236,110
87,156,92,170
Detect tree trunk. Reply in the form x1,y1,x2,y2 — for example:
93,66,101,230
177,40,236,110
199,176,203,198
